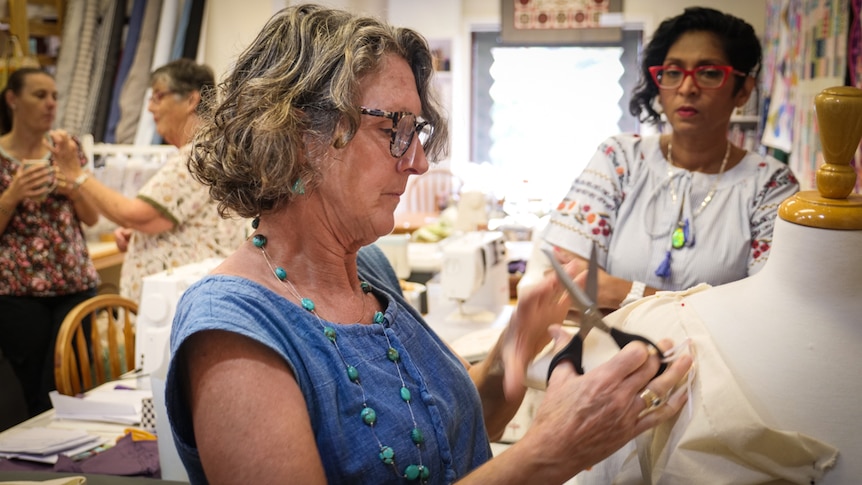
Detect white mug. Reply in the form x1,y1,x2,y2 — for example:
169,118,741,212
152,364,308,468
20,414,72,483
22,159,56,202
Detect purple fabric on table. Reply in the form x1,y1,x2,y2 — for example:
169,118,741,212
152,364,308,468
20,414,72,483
0,434,160,478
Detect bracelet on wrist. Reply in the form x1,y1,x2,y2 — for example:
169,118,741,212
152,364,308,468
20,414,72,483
72,172,90,190
621,280,646,307
0,203,12,217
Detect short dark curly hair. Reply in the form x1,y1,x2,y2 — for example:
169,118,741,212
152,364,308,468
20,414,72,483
188,4,448,219
629,7,762,125
150,58,215,116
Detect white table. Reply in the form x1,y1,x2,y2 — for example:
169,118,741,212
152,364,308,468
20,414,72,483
0,377,150,451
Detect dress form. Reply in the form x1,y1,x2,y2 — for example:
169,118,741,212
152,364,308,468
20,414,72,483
685,86,862,483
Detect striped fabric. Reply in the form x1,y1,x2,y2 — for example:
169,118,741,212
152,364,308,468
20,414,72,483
59,0,99,134
81,0,122,139
54,0,85,129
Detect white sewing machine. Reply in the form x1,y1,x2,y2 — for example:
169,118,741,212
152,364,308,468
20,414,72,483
439,231,509,322
135,258,224,375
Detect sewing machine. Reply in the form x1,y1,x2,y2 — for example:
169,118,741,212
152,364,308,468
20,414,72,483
439,231,509,322
135,258,224,375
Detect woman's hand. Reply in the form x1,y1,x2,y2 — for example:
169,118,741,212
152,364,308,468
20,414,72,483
516,336,692,482
47,129,84,180
500,257,583,398
5,163,54,203
113,227,133,252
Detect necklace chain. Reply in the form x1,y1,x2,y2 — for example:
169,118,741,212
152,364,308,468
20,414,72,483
253,230,429,482
666,141,731,217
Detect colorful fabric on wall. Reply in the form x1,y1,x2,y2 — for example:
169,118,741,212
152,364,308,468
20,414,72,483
115,0,164,144
134,0,180,146
762,0,851,191
104,0,148,143
82,0,124,141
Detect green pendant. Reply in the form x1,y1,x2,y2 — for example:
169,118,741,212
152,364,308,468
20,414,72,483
671,226,686,249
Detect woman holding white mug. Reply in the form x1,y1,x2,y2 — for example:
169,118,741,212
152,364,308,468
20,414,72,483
0,67,100,421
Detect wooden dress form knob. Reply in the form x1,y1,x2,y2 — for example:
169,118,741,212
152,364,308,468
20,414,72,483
779,86,862,229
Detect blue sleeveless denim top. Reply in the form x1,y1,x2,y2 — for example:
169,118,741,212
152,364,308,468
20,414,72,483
166,247,493,484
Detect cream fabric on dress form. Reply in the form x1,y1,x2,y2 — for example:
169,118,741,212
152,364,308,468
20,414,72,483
573,228,842,483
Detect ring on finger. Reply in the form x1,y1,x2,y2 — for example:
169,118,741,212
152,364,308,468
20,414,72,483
637,387,665,418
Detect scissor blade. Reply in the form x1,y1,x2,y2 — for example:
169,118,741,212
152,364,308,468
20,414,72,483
586,243,599,303
541,247,595,315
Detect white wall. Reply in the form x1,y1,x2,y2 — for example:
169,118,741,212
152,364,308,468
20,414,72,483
200,1,767,165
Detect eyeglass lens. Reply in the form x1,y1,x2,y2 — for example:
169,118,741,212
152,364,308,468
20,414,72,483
656,67,729,89
393,114,432,157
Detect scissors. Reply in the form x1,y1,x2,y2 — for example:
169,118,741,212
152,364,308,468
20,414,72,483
542,244,667,383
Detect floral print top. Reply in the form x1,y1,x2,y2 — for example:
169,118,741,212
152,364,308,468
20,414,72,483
543,134,799,291
119,144,248,303
0,148,99,296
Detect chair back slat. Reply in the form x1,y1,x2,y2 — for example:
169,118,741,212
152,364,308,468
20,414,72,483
54,295,138,396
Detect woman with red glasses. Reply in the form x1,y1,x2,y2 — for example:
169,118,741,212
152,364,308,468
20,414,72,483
524,7,799,311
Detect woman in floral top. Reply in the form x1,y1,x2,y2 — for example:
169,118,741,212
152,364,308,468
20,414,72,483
54,59,247,304
523,8,799,310
0,68,100,418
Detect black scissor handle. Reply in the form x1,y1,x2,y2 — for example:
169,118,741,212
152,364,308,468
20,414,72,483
546,330,668,384
547,335,586,383
609,328,668,378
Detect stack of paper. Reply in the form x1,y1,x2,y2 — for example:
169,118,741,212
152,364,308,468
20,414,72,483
49,388,149,425
0,427,105,464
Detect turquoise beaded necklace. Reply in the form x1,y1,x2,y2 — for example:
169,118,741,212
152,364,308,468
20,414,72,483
251,225,430,482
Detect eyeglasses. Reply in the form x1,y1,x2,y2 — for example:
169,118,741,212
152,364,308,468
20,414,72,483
149,90,177,103
648,65,747,90
359,107,433,158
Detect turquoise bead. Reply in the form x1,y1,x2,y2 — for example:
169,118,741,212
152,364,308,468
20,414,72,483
347,365,359,382
387,347,399,362
410,427,424,444
420,466,429,479
301,298,315,311
404,464,420,481
361,406,377,425
400,386,411,402
323,326,336,342
374,311,384,324
252,234,266,247
379,445,395,465
361,281,372,293
251,217,259,229
274,267,287,281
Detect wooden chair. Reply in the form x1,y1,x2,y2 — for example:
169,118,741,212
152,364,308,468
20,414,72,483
54,294,138,396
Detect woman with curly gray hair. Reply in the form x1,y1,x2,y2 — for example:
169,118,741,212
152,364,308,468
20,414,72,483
166,4,691,484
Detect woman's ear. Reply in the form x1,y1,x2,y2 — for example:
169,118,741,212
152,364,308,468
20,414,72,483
187,90,202,113
735,75,757,108
4,89,16,110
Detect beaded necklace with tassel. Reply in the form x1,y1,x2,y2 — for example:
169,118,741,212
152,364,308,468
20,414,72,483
655,142,730,278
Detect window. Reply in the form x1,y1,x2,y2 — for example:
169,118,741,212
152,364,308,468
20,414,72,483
471,30,641,208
